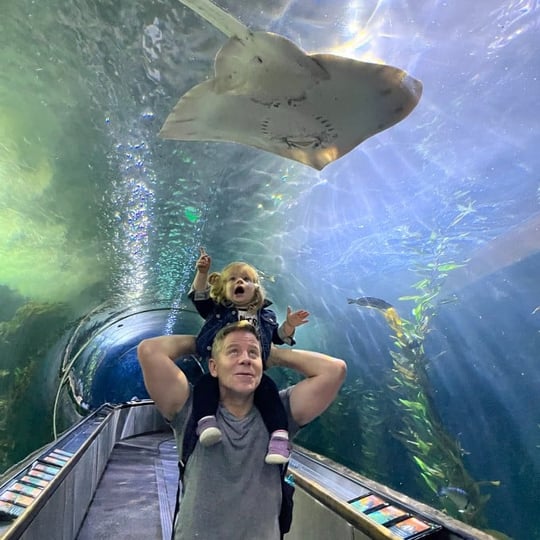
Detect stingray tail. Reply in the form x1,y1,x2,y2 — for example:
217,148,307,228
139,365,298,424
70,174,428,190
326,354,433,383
177,0,251,40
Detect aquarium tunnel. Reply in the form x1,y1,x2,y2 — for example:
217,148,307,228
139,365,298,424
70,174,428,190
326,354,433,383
1,0,539,539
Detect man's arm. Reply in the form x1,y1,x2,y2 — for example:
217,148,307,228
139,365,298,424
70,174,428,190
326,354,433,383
137,335,195,420
268,348,347,426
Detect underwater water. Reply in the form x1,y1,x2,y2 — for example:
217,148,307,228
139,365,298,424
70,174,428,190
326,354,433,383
0,0,539,538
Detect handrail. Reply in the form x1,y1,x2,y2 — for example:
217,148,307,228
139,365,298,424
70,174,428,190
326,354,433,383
290,446,498,540
292,469,400,540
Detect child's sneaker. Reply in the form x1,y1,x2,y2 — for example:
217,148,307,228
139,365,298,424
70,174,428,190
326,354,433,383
265,430,290,465
197,415,222,446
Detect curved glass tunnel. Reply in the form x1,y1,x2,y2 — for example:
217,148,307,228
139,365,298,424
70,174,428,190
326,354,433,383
1,0,539,539
56,305,205,418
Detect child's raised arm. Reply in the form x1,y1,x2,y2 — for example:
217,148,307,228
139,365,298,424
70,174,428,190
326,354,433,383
280,306,309,337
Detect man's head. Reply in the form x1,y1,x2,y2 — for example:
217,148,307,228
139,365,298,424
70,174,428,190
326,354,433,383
209,321,263,399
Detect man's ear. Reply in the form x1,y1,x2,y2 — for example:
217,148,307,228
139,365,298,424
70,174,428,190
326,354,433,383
208,358,218,378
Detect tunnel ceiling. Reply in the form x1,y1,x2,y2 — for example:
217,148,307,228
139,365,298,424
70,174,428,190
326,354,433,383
1,4,539,538
1,0,538,323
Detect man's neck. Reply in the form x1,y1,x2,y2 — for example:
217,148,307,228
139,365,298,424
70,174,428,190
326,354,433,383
220,393,254,419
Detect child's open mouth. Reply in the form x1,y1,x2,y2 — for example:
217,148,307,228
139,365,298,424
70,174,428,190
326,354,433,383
234,285,245,295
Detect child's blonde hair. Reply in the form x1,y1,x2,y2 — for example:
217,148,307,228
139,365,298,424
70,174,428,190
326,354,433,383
208,261,265,311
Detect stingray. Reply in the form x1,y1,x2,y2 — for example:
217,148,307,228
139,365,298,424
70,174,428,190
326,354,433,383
160,0,423,170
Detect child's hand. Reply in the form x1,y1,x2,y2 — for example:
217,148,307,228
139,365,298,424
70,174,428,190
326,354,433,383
196,247,211,273
286,306,310,328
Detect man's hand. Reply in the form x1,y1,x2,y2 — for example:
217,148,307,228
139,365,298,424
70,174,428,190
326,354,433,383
268,347,347,426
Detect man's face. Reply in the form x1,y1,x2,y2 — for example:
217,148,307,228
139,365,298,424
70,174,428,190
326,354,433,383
208,330,263,397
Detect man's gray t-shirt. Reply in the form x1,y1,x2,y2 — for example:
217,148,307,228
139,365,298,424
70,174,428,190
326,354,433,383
170,387,300,540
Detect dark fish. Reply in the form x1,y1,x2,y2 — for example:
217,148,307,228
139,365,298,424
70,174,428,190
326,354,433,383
347,296,394,310
347,297,404,338
438,486,471,512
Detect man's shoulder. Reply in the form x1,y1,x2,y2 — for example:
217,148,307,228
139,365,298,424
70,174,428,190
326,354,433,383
279,386,301,437
169,388,193,433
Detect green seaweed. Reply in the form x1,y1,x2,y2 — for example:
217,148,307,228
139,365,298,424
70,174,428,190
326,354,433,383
344,202,507,532
0,301,71,472
382,236,494,527
295,375,396,485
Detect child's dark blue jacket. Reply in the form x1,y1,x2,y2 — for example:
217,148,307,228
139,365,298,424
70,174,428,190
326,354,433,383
188,288,294,366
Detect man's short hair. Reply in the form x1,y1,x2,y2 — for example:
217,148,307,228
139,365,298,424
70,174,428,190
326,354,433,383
211,321,260,358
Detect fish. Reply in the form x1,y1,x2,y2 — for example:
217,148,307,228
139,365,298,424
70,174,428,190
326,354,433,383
159,0,422,170
347,296,394,310
438,486,471,513
348,296,404,338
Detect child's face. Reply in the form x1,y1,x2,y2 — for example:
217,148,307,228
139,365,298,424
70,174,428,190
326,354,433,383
223,264,258,307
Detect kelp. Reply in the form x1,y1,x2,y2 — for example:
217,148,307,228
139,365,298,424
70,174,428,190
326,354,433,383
367,329,492,523
367,260,494,526
0,301,71,472
294,375,396,486
348,206,508,532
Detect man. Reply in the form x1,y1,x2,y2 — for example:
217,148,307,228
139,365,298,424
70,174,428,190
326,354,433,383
138,320,346,540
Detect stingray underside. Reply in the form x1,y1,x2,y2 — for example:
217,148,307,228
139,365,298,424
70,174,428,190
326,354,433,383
160,28,422,170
